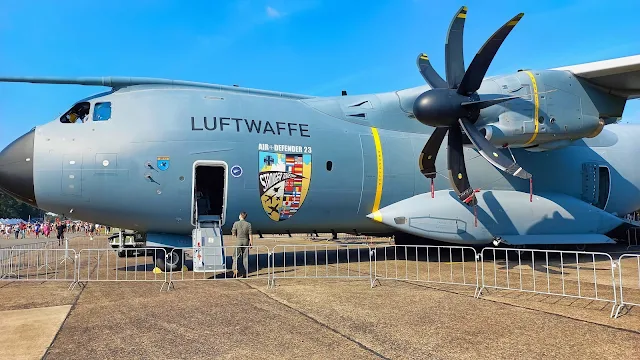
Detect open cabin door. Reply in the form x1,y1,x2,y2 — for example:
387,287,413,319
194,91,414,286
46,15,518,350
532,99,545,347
191,161,228,273
191,161,228,225
582,162,611,211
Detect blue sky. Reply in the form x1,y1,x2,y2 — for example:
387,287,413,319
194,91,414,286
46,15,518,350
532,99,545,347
1,0,639,148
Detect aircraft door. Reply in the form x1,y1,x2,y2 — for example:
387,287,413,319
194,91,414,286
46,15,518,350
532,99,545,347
582,162,611,210
192,162,227,226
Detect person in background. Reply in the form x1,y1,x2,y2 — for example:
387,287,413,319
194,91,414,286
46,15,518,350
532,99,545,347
34,222,41,239
56,219,66,246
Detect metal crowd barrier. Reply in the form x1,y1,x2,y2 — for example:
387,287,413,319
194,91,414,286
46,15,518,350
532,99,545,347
370,245,479,293
1,239,62,251
626,228,640,250
164,245,271,290
1,240,639,320
1,241,57,271
614,254,640,318
270,244,373,288
476,247,618,317
0,248,77,289
76,248,167,289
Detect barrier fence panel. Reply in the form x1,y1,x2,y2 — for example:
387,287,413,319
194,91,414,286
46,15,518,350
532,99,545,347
77,248,167,289
0,239,62,266
370,245,479,292
614,254,640,318
0,248,77,288
478,248,618,317
270,244,373,286
626,228,640,250
165,245,271,290
4,240,62,251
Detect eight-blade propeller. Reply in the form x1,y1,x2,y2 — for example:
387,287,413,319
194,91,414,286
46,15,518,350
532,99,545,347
414,6,531,206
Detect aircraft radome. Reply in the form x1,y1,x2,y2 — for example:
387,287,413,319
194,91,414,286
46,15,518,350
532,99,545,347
1,6,640,271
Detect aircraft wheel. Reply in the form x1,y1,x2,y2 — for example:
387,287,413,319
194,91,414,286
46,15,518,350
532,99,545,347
575,244,587,251
117,250,126,258
155,248,183,272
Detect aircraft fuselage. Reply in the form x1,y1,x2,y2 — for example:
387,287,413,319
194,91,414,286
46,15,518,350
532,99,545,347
6,69,639,245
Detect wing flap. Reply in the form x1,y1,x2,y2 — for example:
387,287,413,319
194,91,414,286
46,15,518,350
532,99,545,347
552,55,640,99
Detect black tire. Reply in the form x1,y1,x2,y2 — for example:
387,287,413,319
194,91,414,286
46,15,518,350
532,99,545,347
155,248,182,272
117,250,126,258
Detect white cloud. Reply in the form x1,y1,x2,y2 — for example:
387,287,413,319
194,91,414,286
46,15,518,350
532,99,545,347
266,6,281,18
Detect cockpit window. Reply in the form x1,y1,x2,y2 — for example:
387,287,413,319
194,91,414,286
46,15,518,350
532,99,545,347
93,102,111,121
60,102,90,124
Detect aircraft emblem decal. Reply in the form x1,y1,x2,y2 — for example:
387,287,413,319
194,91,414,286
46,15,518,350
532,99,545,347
157,156,170,171
258,151,312,221
231,165,243,178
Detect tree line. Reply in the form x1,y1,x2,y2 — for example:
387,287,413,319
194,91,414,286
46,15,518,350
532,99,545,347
0,190,44,220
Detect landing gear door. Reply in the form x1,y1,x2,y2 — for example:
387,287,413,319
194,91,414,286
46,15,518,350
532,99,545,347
192,215,226,273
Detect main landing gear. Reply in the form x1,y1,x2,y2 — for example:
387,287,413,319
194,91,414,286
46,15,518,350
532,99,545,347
155,248,183,272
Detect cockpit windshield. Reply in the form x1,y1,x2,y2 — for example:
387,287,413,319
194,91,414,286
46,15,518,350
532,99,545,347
60,102,90,124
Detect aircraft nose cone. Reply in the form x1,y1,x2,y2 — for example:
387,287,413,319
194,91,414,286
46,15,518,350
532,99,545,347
0,128,37,207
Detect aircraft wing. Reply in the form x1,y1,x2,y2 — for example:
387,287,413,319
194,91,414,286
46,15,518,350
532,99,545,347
552,55,640,99
0,76,312,99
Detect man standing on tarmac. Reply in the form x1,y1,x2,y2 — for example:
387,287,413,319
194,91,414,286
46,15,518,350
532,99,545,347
231,211,253,278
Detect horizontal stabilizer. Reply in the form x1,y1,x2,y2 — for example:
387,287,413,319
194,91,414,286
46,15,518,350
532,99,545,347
0,76,311,99
552,55,640,99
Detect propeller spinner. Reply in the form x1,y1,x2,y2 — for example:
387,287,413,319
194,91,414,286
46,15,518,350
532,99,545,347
414,6,531,206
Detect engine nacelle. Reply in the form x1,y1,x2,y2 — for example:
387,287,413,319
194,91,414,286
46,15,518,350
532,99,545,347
475,69,625,149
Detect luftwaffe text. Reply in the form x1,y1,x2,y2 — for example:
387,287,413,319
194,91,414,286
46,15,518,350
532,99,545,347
191,117,310,137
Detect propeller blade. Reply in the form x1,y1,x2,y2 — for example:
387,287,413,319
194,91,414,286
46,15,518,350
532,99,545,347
447,124,474,202
459,118,531,179
460,95,520,110
457,13,524,95
445,6,467,89
416,54,448,89
419,127,448,179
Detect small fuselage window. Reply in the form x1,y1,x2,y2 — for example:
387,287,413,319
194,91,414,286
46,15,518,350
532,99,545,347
60,102,90,124
93,102,111,121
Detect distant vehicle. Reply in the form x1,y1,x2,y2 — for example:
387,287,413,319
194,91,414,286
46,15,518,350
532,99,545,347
108,230,146,257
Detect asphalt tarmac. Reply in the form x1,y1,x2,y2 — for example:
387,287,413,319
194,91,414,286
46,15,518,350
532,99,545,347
0,234,638,359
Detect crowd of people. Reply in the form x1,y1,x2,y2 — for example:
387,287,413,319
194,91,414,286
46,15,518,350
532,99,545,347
0,220,109,241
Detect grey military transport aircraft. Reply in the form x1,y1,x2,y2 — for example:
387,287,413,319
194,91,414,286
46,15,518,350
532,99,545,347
1,6,640,270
